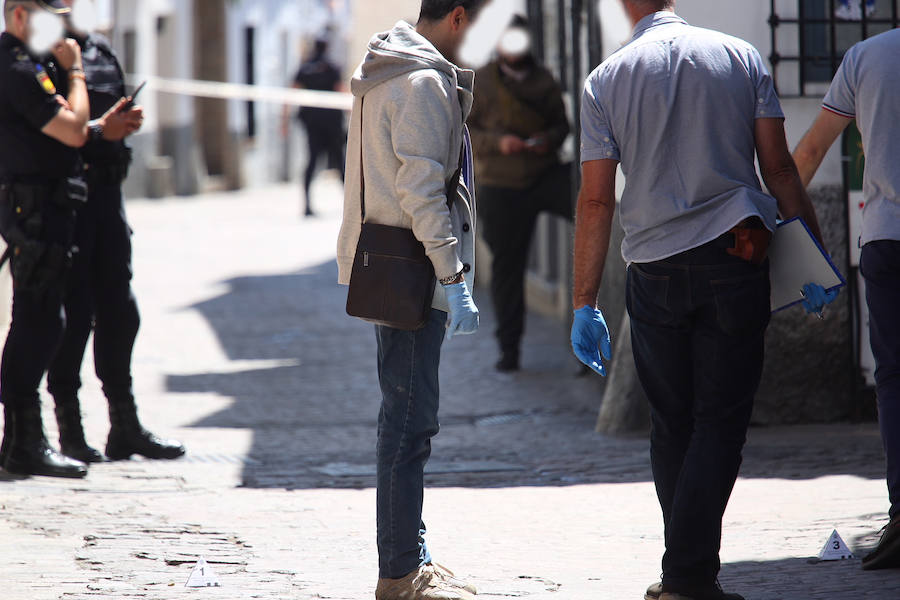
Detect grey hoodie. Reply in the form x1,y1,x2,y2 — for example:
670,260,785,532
336,21,476,313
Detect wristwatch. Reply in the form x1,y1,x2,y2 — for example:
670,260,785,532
88,122,104,142
439,269,465,285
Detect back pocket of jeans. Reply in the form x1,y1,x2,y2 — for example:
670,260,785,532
710,268,770,336
626,263,671,324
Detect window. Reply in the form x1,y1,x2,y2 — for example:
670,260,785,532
245,26,256,139
122,29,136,76
769,0,899,97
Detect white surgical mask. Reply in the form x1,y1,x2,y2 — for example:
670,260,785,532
28,11,65,56
70,0,98,34
498,28,531,57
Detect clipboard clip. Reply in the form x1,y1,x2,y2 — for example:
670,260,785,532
800,288,827,320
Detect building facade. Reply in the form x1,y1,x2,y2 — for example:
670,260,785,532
103,0,346,197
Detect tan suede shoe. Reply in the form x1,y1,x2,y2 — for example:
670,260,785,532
430,562,477,594
375,565,476,600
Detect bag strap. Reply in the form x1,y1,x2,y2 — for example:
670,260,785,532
359,97,367,221
449,129,465,197
358,96,465,223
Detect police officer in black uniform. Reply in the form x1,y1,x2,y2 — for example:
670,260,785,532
289,37,345,217
44,0,185,463
0,0,89,478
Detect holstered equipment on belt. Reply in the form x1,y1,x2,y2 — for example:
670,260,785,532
0,178,82,295
723,218,772,265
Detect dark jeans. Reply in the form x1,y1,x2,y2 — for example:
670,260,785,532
301,115,345,214
626,241,770,592
374,308,446,579
860,240,900,520
478,162,572,359
48,181,140,402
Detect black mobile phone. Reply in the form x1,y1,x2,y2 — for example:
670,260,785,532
121,80,147,111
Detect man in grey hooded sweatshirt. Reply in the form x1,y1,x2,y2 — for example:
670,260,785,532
337,2,486,598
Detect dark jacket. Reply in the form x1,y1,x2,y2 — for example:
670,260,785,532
468,59,569,189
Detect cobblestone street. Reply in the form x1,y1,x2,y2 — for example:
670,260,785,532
1,179,899,599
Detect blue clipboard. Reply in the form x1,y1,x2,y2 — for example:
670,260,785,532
768,217,846,313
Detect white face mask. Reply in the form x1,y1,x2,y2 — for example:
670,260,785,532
70,0,98,34
28,11,65,56
498,28,531,57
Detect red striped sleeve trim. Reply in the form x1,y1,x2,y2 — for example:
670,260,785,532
823,103,855,119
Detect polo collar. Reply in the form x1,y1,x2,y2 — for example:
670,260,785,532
631,11,687,41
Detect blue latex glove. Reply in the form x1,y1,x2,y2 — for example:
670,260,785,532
444,280,479,340
571,306,612,376
800,282,839,318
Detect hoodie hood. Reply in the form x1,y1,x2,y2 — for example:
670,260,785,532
351,21,474,119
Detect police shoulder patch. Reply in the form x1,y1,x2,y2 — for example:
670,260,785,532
34,65,56,95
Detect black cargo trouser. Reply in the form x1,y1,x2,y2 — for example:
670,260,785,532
0,182,77,405
47,180,139,402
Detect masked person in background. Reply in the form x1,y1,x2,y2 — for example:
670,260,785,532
467,15,571,372
44,0,185,463
283,36,345,218
0,0,88,478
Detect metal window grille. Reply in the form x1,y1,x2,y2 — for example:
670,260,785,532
519,0,605,314
769,0,899,97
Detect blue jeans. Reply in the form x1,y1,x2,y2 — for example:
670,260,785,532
374,308,446,579
860,240,900,520
626,241,770,592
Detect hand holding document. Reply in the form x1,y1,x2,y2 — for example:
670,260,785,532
768,217,845,314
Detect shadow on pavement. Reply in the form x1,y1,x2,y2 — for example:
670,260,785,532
719,552,899,599
168,259,887,490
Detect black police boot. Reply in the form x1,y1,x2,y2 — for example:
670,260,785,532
2,396,87,478
105,394,185,461
54,395,104,463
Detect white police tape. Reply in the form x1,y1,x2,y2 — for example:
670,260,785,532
127,75,353,111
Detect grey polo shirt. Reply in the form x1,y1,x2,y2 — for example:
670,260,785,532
581,12,783,263
824,28,900,245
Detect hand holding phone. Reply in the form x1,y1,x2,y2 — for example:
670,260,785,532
120,80,146,111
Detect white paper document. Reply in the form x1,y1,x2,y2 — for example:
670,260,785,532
768,217,846,313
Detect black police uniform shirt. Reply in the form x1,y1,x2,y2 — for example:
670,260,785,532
294,55,342,127
0,32,79,181
75,32,129,167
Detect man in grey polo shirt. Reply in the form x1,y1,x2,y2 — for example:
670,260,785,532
794,27,900,571
570,1,834,599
